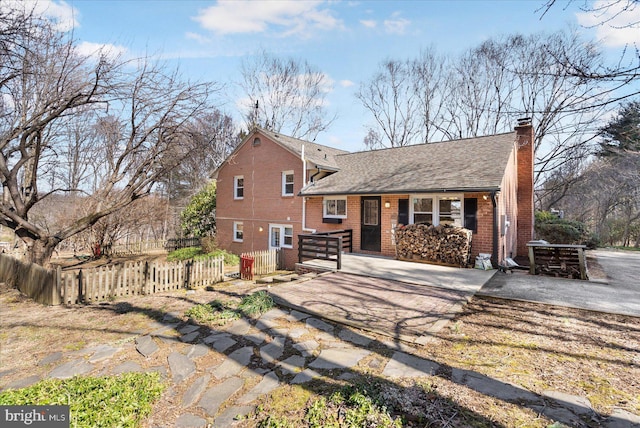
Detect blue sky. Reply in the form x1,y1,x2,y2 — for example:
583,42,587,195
25,0,640,152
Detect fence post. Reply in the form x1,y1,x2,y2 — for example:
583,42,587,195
78,269,84,303
337,237,342,270
51,266,62,305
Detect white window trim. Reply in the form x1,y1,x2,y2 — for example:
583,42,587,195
409,194,463,227
269,224,293,249
323,196,347,219
282,170,294,196
233,221,243,242
234,176,244,200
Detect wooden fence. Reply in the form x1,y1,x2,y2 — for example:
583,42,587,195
240,249,282,279
102,240,165,257
0,254,224,305
0,253,59,304
164,237,202,252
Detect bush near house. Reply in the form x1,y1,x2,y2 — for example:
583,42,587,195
534,211,596,247
166,246,240,265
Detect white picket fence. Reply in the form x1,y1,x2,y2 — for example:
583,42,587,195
240,249,281,277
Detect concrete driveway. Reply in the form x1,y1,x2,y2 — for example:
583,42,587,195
478,249,640,317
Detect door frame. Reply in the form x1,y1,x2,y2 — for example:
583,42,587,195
360,196,381,252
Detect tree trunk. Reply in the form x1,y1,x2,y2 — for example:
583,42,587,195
24,238,57,268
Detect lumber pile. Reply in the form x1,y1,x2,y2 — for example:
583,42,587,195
395,224,473,267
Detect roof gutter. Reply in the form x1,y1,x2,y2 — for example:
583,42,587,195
299,187,501,197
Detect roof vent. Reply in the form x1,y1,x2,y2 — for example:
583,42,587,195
253,137,261,146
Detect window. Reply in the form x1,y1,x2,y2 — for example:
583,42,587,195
439,197,462,226
413,197,433,225
363,199,379,226
269,224,293,249
323,197,347,218
282,171,294,196
410,195,464,227
234,176,244,199
233,222,243,242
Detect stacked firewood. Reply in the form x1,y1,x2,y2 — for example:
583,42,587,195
395,224,473,267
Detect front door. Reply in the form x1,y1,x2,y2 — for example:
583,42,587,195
361,196,381,252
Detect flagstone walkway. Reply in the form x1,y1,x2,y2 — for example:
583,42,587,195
4,288,639,427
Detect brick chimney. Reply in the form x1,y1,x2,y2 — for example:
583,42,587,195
515,118,534,256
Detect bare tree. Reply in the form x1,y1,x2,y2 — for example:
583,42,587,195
356,59,421,148
356,31,609,185
0,5,220,266
240,50,335,140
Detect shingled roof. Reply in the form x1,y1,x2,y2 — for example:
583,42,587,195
299,132,517,196
258,128,349,170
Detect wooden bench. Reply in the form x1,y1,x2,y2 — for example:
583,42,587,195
527,242,588,280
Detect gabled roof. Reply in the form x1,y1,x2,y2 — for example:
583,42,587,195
258,128,349,170
300,132,517,196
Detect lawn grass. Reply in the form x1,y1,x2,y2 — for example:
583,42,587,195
0,372,165,428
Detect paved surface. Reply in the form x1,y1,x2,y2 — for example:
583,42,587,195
479,249,640,317
5,303,638,428
304,253,496,292
269,272,476,344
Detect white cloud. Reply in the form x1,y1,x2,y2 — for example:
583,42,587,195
340,79,355,87
359,19,377,28
193,0,343,37
576,0,640,47
384,14,410,35
76,41,127,61
185,32,212,44
1,0,79,31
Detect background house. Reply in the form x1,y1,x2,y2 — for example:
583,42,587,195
214,121,534,269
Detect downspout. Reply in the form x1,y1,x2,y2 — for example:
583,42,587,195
301,145,316,233
491,191,499,267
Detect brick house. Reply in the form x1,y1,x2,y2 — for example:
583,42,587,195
213,120,534,269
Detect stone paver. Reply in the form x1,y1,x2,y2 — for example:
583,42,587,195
291,368,322,384
338,328,372,346
135,335,159,357
214,405,254,427
180,331,200,343
306,317,335,333
111,361,142,374
309,348,370,370
168,352,196,383
49,358,94,379
38,352,63,366
187,343,210,359
5,375,41,389
179,324,200,334
211,336,237,353
259,338,285,364
199,376,244,416
382,351,440,377
182,374,211,407
175,413,208,428
293,339,319,357
277,355,306,376
89,345,121,363
237,371,280,404
226,318,252,336
212,346,253,379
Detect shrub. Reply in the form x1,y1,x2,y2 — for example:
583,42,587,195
167,246,202,261
238,291,274,316
0,373,164,428
535,211,590,245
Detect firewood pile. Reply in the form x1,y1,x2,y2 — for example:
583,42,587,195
395,224,473,267
529,245,588,280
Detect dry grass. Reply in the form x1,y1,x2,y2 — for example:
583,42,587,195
1,265,638,427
